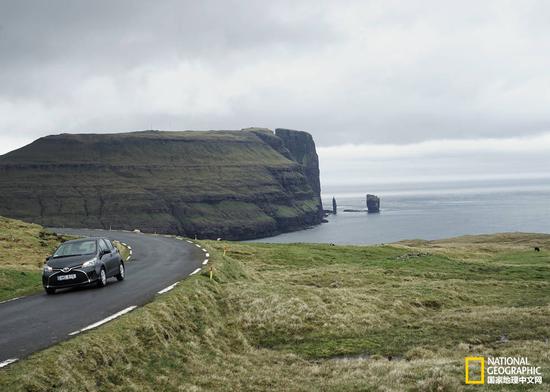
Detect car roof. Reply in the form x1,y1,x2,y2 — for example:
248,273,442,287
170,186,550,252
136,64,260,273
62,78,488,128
61,237,108,244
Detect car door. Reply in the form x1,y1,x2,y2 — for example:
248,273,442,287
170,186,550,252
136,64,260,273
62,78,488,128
99,239,115,276
106,239,120,271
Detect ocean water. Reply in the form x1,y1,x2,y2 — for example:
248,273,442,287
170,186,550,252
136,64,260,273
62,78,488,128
251,178,550,245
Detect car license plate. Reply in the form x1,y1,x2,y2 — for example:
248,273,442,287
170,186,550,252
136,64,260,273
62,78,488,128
58,274,76,281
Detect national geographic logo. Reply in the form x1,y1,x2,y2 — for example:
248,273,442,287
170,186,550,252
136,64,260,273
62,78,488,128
465,357,485,385
465,356,543,386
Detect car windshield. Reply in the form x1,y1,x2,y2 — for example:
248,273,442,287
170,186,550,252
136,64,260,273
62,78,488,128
53,240,97,258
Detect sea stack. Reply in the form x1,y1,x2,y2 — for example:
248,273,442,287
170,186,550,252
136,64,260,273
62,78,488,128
332,197,337,214
366,194,380,213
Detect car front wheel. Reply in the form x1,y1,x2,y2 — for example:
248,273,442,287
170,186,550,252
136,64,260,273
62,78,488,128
97,268,107,288
116,263,125,281
45,287,56,295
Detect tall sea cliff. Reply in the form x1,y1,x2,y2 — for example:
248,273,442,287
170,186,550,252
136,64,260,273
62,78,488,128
0,128,323,240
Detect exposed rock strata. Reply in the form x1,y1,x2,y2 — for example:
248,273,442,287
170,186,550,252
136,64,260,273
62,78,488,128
366,194,380,213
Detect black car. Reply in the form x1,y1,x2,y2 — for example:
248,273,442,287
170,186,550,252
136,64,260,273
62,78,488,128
43,237,125,294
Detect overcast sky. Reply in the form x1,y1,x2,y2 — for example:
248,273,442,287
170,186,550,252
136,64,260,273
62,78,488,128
1,0,550,186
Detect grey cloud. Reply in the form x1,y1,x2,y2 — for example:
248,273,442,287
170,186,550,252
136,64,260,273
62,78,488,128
0,0,336,69
2,0,550,153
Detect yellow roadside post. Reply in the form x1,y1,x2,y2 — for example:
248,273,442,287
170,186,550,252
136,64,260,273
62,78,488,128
209,265,215,280
223,245,228,256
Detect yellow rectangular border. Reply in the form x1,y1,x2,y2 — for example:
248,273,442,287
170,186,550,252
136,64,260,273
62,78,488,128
465,357,485,385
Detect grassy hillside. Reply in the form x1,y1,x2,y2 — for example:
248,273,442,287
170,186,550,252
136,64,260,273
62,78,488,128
0,129,323,240
0,217,69,300
0,217,129,301
1,233,549,391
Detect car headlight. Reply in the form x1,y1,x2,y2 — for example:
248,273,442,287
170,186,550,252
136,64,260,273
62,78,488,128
82,258,97,268
43,265,52,273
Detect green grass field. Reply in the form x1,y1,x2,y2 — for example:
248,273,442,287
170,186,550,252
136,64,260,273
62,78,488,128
0,230,549,391
0,216,69,301
113,240,131,262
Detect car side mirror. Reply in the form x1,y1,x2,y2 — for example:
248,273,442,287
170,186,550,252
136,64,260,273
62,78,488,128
45,256,51,261
101,249,110,256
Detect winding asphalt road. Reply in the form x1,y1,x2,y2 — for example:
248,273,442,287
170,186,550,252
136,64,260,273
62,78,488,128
0,228,208,367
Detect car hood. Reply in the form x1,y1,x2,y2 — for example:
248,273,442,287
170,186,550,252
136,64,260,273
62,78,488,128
47,254,96,269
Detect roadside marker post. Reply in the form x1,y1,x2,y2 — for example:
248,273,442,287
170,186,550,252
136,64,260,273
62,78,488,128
209,265,215,280
223,246,228,256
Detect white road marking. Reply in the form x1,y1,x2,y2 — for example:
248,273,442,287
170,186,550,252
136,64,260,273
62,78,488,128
158,282,178,294
0,297,21,305
68,306,137,336
205,253,209,257
0,358,18,368
201,248,207,252
189,268,201,276
202,259,209,265
195,244,201,248
186,240,193,244
127,246,132,250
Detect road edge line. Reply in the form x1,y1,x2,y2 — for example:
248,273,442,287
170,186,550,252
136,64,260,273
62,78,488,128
68,305,137,336
0,358,18,368
189,268,201,276
158,282,178,294
0,297,22,305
